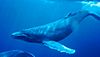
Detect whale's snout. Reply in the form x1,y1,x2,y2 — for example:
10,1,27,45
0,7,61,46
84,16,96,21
11,32,27,39
11,31,39,43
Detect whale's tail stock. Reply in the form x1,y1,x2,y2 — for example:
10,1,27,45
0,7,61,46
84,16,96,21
89,13,100,20
80,1,100,20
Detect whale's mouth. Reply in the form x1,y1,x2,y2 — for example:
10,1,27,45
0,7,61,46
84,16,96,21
11,31,41,43
11,32,28,39
11,32,35,42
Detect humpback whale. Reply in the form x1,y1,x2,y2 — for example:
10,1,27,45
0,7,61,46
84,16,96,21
0,50,35,57
11,9,100,54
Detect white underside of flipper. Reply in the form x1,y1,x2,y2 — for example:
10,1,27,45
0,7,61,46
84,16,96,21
43,41,75,54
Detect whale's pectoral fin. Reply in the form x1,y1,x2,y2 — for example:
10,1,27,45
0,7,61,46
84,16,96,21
43,40,75,54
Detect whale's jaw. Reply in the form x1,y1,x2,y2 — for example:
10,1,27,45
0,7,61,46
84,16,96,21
11,31,43,43
11,32,27,39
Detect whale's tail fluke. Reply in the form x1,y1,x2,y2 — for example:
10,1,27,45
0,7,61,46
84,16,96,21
43,40,75,54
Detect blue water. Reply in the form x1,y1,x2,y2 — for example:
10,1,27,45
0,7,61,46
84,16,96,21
0,0,100,57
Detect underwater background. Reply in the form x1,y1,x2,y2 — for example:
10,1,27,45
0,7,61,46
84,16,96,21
0,0,100,57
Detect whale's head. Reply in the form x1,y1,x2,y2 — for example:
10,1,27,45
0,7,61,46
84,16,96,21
11,31,42,43
11,32,27,39
0,50,35,57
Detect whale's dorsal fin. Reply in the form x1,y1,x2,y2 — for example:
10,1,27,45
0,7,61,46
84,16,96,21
43,40,75,54
64,12,77,19
64,12,72,19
